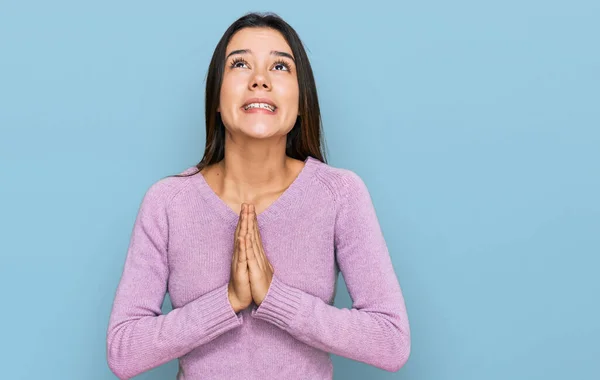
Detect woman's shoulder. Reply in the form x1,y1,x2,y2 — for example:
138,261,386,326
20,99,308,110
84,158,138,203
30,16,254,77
140,166,201,207
311,158,369,200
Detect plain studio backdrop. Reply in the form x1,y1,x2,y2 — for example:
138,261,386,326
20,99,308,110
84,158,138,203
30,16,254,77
1,1,598,379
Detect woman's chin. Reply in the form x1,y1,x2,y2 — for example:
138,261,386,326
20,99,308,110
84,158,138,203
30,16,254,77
241,125,280,139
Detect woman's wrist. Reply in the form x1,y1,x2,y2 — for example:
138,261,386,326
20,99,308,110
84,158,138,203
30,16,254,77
227,286,242,313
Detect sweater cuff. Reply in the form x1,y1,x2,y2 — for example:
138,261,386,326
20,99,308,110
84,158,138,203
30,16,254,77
250,274,303,330
195,283,244,339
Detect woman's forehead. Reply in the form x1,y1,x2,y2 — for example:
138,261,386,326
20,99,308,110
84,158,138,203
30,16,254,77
226,28,293,57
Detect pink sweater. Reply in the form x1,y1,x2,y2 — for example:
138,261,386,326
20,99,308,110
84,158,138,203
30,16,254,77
106,156,410,379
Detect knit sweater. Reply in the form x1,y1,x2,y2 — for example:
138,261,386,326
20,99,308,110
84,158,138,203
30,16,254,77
106,156,410,380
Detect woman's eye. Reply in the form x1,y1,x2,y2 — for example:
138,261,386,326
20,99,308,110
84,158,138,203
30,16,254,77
230,58,249,69
273,62,289,71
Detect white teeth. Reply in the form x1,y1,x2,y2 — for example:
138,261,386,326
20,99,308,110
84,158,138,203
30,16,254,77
243,103,275,112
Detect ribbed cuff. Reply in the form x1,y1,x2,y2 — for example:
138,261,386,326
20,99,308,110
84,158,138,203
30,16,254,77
250,275,303,330
196,283,244,340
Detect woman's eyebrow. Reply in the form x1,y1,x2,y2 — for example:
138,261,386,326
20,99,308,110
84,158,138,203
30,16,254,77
226,49,295,63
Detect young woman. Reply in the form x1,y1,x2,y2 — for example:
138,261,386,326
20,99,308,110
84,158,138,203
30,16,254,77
107,12,410,380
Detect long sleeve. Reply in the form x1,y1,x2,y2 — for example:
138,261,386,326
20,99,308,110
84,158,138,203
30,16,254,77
251,170,410,372
106,182,243,380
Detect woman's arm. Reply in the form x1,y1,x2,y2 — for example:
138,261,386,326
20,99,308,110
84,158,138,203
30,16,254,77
251,171,410,372
106,182,243,380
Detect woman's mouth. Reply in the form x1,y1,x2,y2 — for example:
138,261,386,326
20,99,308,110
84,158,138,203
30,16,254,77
242,102,277,112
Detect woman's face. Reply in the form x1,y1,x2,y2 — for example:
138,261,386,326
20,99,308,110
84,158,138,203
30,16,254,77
219,27,299,140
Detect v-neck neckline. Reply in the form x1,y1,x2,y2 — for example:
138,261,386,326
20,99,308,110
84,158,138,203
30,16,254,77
193,156,318,225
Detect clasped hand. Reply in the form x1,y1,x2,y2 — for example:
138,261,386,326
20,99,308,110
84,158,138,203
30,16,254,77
227,204,274,313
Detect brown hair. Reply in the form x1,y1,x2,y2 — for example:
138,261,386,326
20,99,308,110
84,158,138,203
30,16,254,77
174,12,327,177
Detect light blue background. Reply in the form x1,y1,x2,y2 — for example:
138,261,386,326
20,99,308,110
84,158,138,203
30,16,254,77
1,1,598,379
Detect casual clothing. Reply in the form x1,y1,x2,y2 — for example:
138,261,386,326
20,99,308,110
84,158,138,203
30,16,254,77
107,156,410,379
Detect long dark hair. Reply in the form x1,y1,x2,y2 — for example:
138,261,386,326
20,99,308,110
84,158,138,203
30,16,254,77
174,12,327,177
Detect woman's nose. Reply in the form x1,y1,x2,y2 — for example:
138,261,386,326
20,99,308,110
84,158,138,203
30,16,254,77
249,72,271,90
252,81,269,89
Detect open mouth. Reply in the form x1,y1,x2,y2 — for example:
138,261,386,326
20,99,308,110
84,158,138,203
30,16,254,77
242,103,277,112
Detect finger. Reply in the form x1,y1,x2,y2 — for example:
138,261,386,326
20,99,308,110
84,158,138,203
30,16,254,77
235,204,246,245
251,210,260,248
232,236,239,265
245,233,260,273
233,206,244,254
247,206,262,270
254,220,270,274
235,204,244,236
232,207,245,264
238,235,247,265
250,211,266,271
247,204,254,242
241,203,248,238
248,206,265,269
251,228,265,271
253,211,265,252
232,237,239,264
